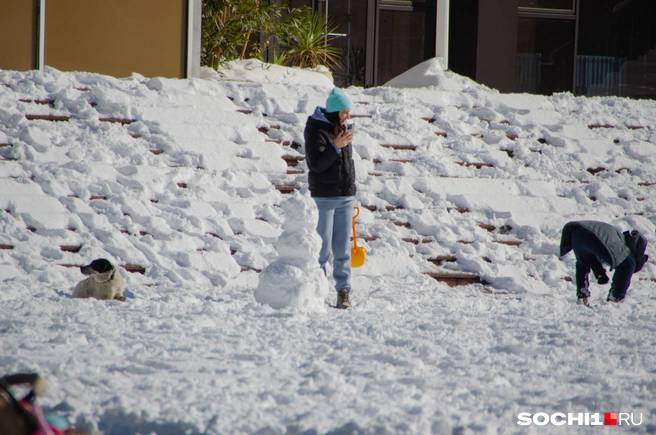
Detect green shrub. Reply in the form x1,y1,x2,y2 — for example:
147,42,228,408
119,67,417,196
278,10,342,69
202,0,279,69
202,1,341,71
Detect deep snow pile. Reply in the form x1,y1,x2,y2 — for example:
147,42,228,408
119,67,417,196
0,59,655,434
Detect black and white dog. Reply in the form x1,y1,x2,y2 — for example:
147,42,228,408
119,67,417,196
73,259,125,301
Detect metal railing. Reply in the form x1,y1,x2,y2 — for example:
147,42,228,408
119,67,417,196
515,52,542,94
575,55,625,97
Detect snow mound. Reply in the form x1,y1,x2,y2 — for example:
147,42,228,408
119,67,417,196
384,57,485,91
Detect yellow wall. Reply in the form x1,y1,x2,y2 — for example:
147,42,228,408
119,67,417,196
0,0,37,71
45,0,187,78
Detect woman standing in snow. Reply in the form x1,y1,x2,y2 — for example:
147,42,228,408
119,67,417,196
304,88,356,309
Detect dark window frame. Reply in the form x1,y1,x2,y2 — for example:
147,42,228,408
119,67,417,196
518,0,576,15
380,0,436,12
518,10,576,19
368,0,436,85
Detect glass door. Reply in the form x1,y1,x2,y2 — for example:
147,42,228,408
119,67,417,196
515,1,577,95
374,1,436,85
516,17,575,94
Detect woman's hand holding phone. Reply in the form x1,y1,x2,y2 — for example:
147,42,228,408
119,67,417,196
335,129,353,149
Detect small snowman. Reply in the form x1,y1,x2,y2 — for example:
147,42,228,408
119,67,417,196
255,191,329,309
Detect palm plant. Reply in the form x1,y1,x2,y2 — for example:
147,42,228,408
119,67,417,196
277,11,342,69
272,49,288,66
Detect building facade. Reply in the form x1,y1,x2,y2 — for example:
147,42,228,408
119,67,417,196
2,0,654,98
287,0,449,88
0,0,201,79
291,0,656,99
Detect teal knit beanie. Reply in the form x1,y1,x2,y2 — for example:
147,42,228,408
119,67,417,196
325,88,352,113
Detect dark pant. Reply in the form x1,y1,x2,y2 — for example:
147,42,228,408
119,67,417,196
571,228,635,299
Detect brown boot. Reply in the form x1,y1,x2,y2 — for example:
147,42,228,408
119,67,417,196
577,297,591,307
336,289,351,309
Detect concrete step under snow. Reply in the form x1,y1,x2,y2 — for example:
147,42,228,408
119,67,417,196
0,179,77,230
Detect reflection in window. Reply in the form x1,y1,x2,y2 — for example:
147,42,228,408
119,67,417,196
518,0,573,11
377,8,435,85
516,17,575,95
577,0,656,99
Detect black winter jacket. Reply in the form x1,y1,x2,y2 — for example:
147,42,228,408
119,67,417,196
303,108,356,197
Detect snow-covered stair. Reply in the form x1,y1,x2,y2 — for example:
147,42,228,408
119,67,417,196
0,67,654,295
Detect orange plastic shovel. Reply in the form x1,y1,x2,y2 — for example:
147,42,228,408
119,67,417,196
351,206,366,268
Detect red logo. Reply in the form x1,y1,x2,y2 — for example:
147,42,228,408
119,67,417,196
605,413,617,426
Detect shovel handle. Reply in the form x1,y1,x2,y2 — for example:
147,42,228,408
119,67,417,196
352,206,360,249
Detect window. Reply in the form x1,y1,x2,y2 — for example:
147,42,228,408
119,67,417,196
374,0,436,85
576,0,656,98
516,17,575,95
377,8,434,84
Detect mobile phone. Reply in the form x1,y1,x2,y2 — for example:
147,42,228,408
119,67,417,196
346,123,355,133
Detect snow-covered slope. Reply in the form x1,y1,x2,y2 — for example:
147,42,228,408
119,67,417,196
1,60,655,434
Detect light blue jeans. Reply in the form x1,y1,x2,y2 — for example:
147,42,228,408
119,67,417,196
313,196,354,292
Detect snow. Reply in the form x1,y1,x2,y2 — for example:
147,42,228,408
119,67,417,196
1,58,655,434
